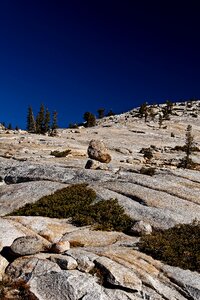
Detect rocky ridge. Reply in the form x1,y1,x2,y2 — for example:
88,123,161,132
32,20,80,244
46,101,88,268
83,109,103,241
0,100,200,299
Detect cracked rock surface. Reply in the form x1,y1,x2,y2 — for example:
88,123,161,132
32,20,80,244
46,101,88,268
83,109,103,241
0,101,200,299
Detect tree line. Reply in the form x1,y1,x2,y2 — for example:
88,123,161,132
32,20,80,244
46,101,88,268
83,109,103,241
27,104,58,135
69,108,115,128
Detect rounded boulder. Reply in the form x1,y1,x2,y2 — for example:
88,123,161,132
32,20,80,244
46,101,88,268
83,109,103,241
87,140,111,163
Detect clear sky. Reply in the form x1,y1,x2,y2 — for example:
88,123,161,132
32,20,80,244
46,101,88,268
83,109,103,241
0,0,200,129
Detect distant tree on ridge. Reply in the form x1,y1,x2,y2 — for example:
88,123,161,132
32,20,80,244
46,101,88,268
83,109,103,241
83,112,96,127
27,106,36,133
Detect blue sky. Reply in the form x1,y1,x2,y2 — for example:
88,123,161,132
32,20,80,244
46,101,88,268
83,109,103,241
0,0,200,129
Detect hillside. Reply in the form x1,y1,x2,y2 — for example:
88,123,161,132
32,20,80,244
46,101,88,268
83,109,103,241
0,100,200,299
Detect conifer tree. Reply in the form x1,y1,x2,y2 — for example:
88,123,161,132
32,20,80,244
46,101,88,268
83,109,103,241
50,111,58,136
36,104,45,134
8,123,12,130
185,124,194,167
52,111,58,130
139,102,147,118
27,106,36,133
44,108,51,133
179,125,194,169
83,112,96,127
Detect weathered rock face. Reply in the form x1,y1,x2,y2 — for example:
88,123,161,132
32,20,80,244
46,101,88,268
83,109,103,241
87,139,111,163
162,265,200,300
6,256,61,282
0,101,200,299
0,180,66,216
0,216,199,300
29,270,111,300
0,218,26,250
95,256,142,291
61,228,138,247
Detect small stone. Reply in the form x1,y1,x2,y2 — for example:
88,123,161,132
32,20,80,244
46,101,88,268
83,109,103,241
85,159,100,169
77,256,95,273
51,240,70,254
130,220,152,236
50,254,78,270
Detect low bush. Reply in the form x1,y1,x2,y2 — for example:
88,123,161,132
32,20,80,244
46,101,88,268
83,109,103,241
172,145,200,152
70,241,84,248
0,278,37,300
73,198,134,232
50,149,71,157
10,184,134,233
140,167,156,176
138,221,200,272
140,147,153,160
178,157,197,169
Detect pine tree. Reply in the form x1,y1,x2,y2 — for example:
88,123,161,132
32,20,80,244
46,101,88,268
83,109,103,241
36,104,45,134
27,106,36,133
44,108,51,133
139,102,147,118
185,125,194,167
50,111,58,136
83,112,96,127
52,111,58,130
8,123,12,130
179,125,194,169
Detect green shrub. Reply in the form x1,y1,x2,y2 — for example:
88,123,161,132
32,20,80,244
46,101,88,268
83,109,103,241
140,167,156,176
10,184,134,233
140,147,153,160
73,198,134,232
177,157,198,170
83,112,96,127
173,145,200,152
10,184,96,218
138,221,200,272
50,149,71,157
